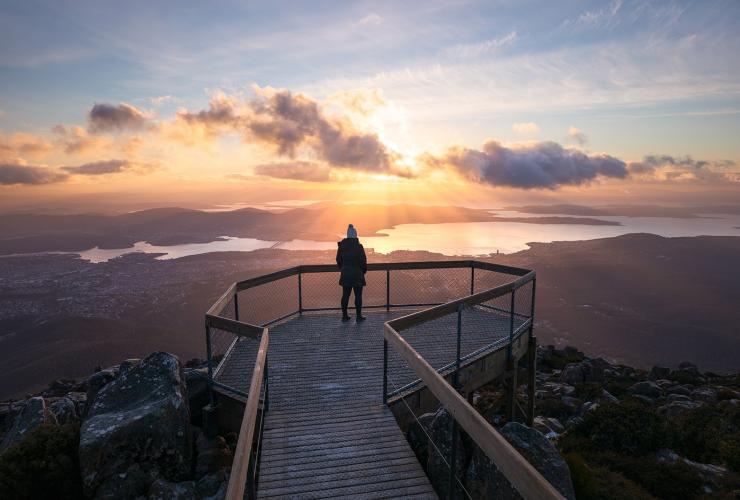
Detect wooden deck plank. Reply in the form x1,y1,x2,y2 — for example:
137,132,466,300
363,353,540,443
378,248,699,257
212,308,516,499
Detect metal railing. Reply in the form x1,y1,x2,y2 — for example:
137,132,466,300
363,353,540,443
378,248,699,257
204,260,543,499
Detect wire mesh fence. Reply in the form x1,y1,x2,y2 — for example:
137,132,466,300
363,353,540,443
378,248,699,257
238,274,299,326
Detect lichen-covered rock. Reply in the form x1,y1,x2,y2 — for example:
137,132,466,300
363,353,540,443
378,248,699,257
79,352,192,498
466,423,575,499
690,387,717,403
83,368,118,417
50,395,79,425
0,396,56,453
148,479,198,500
196,469,227,497
658,400,702,419
559,363,584,385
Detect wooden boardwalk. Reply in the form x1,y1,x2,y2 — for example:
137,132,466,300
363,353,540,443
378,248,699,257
215,308,518,499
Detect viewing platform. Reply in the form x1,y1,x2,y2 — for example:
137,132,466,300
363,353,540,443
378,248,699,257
204,261,564,499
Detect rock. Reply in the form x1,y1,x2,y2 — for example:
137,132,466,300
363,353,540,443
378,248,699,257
195,433,233,478
678,361,700,376
560,396,581,412
148,479,198,500
658,400,702,419
657,449,726,491
666,385,692,396
628,381,662,399
599,389,618,403
690,387,717,403
79,352,192,498
0,396,56,453
426,408,467,497
545,417,564,434
50,395,79,424
665,393,691,404
119,358,141,376
532,416,552,435
196,469,227,497
42,378,82,397
648,366,670,381
84,368,118,417
466,423,576,499
565,416,584,429
185,368,210,428
559,363,584,385
406,411,436,469
581,358,611,382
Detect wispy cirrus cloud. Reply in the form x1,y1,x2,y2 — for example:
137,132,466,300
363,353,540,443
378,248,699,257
253,161,331,182
444,31,517,59
61,159,132,175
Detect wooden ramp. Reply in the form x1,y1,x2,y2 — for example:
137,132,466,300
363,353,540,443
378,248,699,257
215,308,516,499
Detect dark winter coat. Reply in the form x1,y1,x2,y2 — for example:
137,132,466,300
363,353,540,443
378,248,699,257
336,238,367,287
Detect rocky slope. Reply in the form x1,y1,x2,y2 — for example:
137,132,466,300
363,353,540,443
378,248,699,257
0,353,231,499
1,347,738,499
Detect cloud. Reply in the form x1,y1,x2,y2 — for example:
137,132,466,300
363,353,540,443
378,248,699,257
427,140,628,189
52,125,109,154
512,122,539,135
174,87,399,173
61,159,132,175
0,163,68,185
253,161,331,182
628,154,736,181
445,31,517,58
88,102,150,133
0,132,54,158
566,125,588,146
151,95,176,105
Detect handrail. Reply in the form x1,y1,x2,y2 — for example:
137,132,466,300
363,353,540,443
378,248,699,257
225,327,269,500
384,275,563,500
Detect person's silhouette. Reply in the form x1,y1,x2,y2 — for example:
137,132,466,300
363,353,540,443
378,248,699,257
336,224,367,323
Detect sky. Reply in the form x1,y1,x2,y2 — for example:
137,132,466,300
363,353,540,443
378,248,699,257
1,0,740,211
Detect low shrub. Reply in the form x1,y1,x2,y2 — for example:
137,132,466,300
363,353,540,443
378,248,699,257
561,399,671,456
675,404,740,472
0,423,83,499
564,452,654,500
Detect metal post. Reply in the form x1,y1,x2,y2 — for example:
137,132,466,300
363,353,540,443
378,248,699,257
507,289,516,359
454,304,462,389
448,416,458,500
527,335,536,426
264,355,269,412
205,324,215,407
386,269,390,311
470,265,475,295
298,271,303,314
234,292,239,321
529,279,537,338
382,339,388,404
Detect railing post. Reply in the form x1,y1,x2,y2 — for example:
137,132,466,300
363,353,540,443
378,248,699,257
507,288,516,360
234,291,239,321
529,278,537,337
382,339,388,404
205,323,215,407
470,263,475,296
386,269,390,311
453,303,463,389
448,413,458,500
298,270,303,315
264,355,269,412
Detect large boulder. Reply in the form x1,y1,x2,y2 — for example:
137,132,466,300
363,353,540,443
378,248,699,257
79,352,192,498
628,381,662,399
466,422,575,499
0,397,56,453
425,408,468,497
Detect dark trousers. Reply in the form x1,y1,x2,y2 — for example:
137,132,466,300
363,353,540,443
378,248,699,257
341,286,363,316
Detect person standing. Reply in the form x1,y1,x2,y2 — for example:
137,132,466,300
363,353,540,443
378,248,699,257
336,224,367,322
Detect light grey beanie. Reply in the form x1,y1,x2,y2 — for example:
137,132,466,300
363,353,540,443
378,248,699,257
347,224,358,239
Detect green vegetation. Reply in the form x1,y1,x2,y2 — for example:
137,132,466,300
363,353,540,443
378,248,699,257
0,423,83,499
675,404,740,473
559,398,740,499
